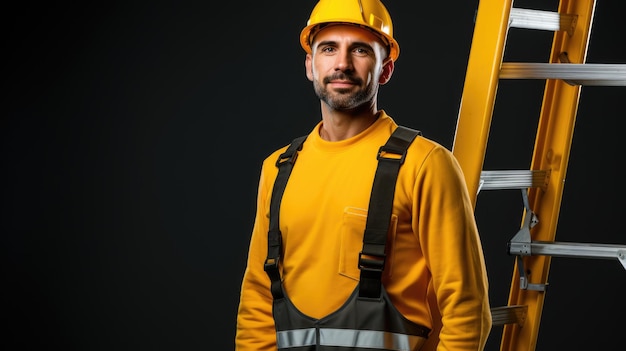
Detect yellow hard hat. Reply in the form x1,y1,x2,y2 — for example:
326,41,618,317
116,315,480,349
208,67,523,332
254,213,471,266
300,0,400,61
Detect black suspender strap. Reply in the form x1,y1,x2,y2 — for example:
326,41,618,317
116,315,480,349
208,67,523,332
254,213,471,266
264,135,307,299
359,126,421,298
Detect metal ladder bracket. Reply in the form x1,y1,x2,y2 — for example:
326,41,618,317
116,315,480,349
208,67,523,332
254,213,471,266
508,189,546,291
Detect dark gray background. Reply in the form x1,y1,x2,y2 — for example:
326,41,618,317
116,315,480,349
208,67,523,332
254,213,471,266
3,0,624,350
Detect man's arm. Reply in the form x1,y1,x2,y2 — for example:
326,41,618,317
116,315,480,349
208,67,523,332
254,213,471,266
418,146,492,350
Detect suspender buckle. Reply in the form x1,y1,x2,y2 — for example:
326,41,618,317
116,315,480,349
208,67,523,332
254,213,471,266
264,256,282,284
358,251,386,271
377,145,407,164
264,257,279,271
276,141,304,167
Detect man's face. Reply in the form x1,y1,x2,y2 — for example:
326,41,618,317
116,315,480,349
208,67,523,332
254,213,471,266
305,24,390,111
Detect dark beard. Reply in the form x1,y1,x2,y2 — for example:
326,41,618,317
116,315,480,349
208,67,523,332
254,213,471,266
313,73,375,111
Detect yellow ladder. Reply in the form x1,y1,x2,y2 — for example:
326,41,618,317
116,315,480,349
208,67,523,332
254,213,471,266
452,0,626,350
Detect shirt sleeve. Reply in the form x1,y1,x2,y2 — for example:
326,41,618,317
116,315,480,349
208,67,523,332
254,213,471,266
415,145,492,351
235,156,279,351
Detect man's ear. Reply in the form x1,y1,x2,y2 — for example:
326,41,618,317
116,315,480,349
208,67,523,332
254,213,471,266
305,54,313,82
379,58,394,85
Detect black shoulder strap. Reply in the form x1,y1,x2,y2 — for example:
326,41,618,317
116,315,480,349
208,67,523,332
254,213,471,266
264,135,307,299
359,126,421,298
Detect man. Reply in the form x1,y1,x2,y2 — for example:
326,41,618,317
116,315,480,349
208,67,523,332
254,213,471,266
235,0,492,350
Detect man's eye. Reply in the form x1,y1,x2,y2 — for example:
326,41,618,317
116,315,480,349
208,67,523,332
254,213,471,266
353,48,369,56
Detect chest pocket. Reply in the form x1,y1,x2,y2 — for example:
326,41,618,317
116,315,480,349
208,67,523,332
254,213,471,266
340,206,398,281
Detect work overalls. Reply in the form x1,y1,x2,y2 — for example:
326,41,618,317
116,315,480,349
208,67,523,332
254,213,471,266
265,126,431,351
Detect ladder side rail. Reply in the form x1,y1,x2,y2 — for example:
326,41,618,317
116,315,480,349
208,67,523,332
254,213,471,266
445,1,514,351
452,0,513,205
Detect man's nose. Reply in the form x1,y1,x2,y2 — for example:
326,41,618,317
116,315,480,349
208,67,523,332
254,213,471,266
334,50,353,71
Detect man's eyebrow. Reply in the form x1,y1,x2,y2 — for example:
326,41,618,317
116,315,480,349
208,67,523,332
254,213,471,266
316,39,373,49
316,39,337,47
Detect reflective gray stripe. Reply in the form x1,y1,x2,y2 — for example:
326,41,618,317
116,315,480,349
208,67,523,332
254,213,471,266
277,328,426,350
321,328,424,350
276,328,316,348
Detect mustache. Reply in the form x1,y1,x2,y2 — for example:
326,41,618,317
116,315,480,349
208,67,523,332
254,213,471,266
323,73,362,85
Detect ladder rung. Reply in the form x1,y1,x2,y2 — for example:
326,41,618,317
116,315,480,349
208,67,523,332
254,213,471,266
479,170,549,192
509,241,626,269
491,305,528,326
509,8,577,35
500,63,626,86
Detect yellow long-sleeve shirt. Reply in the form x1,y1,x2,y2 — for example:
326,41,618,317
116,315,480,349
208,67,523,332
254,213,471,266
236,112,491,350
